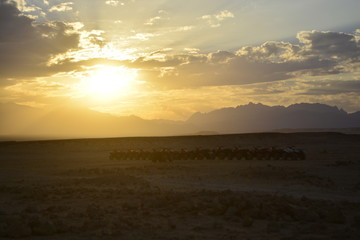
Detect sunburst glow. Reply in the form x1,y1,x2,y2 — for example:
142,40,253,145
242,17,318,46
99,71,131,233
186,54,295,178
81,66,137,99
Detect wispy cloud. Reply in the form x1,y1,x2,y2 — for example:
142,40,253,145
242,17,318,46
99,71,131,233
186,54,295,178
201,10,234,28
105,0,124,7
144,10,169,26
145,16,162,26
49,2,73,12
128,33,157,41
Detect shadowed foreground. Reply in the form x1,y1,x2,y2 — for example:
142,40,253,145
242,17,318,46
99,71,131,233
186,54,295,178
1,133,360,239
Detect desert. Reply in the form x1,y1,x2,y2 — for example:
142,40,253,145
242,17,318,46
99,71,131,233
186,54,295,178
2,0,360,239
1,132,360,239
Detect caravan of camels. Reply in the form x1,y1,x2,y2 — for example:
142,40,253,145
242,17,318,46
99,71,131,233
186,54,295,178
109,147,306,162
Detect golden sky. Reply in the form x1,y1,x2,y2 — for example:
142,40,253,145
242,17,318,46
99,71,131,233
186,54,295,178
1,0,360,120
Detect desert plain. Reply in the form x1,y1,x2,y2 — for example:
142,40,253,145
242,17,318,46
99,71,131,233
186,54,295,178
1,132,360,240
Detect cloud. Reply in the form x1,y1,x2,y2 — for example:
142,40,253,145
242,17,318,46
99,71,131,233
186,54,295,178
297,80,360,95
144,16,161,26
173,25,194,32
2,0,359,97
128,32,157,41
125,51,337,89
22,5,41,12
236,41,303,62
0,0,80,81
237,30,360,65
215,10,235,21
297,30,360,62
6,25,352,94
144,16,162,26
105,0,124,7
208,51,236,63
144,10,169,26
201,10,234,28
49,2,73,12
121,29,359,89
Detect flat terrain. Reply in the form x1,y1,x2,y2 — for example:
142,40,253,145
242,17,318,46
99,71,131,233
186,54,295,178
1,132,360,239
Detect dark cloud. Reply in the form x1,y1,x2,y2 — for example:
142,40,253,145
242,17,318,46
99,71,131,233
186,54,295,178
297,30,360,62
127,30,359,89
298,80,360,96
0,0,80,81
0,0,36,42
208,50,236,63
45,29,359,90
126,51,338,89
1,0,359,92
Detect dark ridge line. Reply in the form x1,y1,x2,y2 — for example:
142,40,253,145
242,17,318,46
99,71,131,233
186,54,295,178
0,131,357,144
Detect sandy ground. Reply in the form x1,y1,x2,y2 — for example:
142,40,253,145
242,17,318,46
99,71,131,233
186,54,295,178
1,132,360,239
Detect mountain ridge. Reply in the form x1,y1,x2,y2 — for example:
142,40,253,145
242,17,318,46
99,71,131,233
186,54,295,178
1,102,359,139
187,102,360,134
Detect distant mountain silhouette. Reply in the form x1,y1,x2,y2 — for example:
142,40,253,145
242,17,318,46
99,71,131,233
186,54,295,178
1,102,359,140
187,102,360,134
0,103,196,139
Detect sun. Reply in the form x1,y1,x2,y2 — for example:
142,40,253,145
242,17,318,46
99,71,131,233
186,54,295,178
81,66,137,99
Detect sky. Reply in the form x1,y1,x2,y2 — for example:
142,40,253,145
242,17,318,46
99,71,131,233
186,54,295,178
1,0,360,120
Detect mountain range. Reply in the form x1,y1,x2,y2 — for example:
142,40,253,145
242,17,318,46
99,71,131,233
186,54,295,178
1,102,359,140
188,102,360,134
